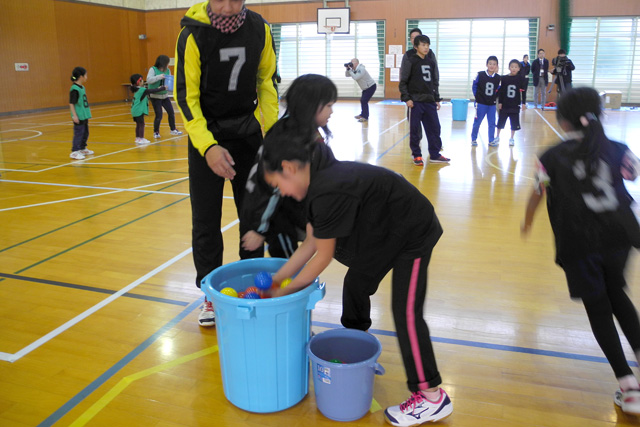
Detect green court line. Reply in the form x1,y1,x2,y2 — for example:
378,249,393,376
0,180,185,255
13,196,190,274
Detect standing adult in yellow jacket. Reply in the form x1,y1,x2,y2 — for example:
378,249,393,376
174,0,278,327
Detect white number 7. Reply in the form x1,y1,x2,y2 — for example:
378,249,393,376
220,47,246,91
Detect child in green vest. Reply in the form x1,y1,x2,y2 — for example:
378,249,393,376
130,74,166,145
69,67,92,160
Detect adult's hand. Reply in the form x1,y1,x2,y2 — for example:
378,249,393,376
205,145,236,179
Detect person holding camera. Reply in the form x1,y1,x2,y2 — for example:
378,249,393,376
550,49,575,98
345,58,377,122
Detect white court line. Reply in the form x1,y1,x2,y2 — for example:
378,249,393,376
0,178,190,197
0,219,238,363
0,129,44,143
534,109,564,140
0,136,184,174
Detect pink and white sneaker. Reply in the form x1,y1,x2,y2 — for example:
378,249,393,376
384,389,452,426
614,388,640,415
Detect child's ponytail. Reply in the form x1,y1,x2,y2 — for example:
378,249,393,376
556,87,607,176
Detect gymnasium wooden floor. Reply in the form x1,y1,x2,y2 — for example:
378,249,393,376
1,97,640,427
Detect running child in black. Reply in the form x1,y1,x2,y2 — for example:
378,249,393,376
496,59,527,146
129,74,166,145
69,67,93,160
522,87,640,415
471,56,501,147
261,119,452,426
399,35,450,166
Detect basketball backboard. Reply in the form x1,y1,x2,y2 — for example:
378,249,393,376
317,7,350,34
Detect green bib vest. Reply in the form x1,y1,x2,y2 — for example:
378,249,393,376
70,84,91,120
148,66,169,95
131,88,149,117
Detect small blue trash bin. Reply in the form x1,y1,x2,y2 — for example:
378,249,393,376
164,75,174,92
451,98,470,121
201,258,325,413
307,328,385,421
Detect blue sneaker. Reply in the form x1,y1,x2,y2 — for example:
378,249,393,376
488,140,499,147
384,389,452,426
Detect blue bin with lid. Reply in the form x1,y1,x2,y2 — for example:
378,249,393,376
201,258,325,413
451,98,470,121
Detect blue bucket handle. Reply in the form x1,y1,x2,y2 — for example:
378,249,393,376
236,305,255,320
306,282,326,310
374,362,385,376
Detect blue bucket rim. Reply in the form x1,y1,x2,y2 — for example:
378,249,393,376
201,258,322,306
307,328,382,369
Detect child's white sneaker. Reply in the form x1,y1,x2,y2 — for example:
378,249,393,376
170,129,183,136
70,151,85,160
154,132,161,139
384,389,452,426
79,148,94,155
509,138,515,146
471,140,478,147
493,137,500,143
136,138,150,145
614,389,640,415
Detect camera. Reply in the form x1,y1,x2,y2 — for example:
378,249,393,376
344,62,353,69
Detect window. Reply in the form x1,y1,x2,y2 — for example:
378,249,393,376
272,21,385,98
569,17,640,103
407,19,539,100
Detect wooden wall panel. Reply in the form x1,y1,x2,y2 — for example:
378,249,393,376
0,0,62,114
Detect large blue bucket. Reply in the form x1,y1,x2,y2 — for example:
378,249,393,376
164,75,174,92
451,98,470,121
307,329,385,421
201,258,325,413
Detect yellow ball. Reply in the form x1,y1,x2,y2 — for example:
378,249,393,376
220,287,238,297
281,278,292,288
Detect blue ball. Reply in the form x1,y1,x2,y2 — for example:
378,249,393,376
254,271,272,290
244,292,261,299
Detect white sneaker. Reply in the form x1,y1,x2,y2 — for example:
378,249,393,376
154,132,161,139
70,151,85,160
384,389,452,426
136,138,150,145
493,137,500,143
509,138,515,146
615,389,640,415
170,129,183,135
471,140,478,147
80,148,94,155
198,300,215,327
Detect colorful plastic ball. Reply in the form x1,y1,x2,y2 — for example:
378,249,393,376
244,286,259,295
244,292,261,299
329,358,343,364
220,287,238,297
281,278,292,288
254,271,272,290
237,291,246,298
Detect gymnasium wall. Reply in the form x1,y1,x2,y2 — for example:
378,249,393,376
1,0,638,114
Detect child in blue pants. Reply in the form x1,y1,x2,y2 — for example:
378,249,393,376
471,56,501,147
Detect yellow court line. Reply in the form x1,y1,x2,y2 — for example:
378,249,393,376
70,345,219,427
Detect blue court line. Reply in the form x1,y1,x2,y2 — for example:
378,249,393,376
0,272,189,306
313,321,639,367
37,297,204,427
376,133,409,161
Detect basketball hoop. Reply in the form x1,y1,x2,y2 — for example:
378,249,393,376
324,25,336,40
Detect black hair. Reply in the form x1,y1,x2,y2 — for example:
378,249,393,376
409,28,422,36
70,67,86,82
262,117,315,173
154,55,170,69
509,59,522,69
413,35,431,47
558,49,567,55
282,73,337,140
556,87,606,177
523,54,529,60
486,56,499,65
537,48,545,54
130,73,143,92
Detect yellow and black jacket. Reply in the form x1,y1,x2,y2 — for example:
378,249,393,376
174,2,278,156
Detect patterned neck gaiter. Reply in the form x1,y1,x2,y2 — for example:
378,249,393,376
207,4,247,34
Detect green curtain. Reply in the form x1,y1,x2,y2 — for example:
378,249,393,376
559,0,571,53
376,21,385,85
